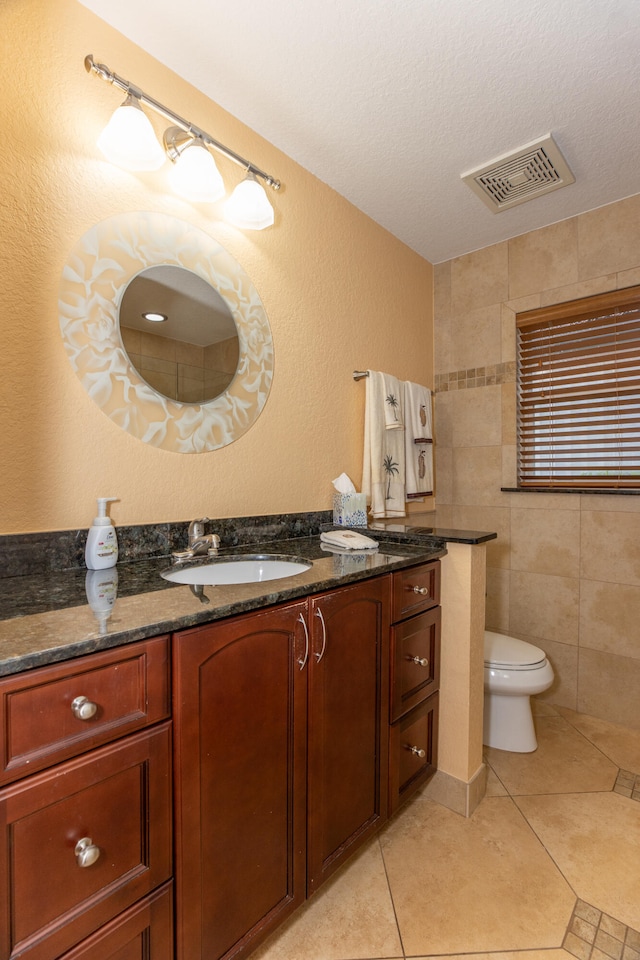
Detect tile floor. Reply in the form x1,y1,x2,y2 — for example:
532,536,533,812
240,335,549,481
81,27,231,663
250,702,640,960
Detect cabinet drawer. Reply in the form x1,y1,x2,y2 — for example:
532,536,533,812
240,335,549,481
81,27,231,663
390,607,440,722
57,883,173,960
0,723,172,960
389,692,438,814
391,561,440,622
0,636,170,785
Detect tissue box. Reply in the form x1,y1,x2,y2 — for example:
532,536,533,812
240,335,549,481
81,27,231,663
333,493,367,527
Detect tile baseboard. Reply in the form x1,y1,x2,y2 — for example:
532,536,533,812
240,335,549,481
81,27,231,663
422,762,488,817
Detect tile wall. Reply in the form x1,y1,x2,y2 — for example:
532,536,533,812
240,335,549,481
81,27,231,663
120,326,239,403
433,193,640,729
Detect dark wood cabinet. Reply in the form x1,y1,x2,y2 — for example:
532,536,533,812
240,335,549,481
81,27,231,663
56,883,174,960
0,724,172,960
392,560,441,622
389,692,439,812
388,560,441,813
172,600,309,960
390,606,440,723
0,556,442,960
0,637,170,786
0,639,172,960
173,576,390,960
306,578,389,892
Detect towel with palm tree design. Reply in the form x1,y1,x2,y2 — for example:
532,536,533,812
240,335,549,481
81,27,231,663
383,373,404,430
362,370,406,517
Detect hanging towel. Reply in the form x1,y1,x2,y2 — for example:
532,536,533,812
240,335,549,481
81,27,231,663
403,381,433,500
362,371,406,518
382,373,404,430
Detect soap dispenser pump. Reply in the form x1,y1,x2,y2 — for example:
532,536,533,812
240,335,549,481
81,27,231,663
85,497,119,570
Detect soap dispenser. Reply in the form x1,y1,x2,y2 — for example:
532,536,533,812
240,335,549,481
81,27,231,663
85,497,119,570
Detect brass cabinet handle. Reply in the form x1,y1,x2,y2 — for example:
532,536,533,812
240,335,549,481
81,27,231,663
314,608,327,663
75,837,101,867
71,695,98,720
412,586,429,596
406,655,429,668
405,744,426,759
297,613,309,670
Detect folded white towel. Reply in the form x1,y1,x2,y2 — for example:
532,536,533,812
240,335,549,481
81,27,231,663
404,381,433,499
382,373,404,430
362,371,406,518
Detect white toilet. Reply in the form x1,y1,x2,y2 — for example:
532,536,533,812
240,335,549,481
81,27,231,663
483,630,554,753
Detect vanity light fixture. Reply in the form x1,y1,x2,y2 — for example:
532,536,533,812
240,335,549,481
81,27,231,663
163,127,225,203
96,93,166,171
142,312,168,323
225,171,275,230
85,54,281,229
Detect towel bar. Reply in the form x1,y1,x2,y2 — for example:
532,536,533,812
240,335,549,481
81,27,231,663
353,370,433,392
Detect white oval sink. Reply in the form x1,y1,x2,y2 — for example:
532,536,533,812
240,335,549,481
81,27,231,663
161,554,312,586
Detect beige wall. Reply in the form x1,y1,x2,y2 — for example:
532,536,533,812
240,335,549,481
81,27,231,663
0,0,433,533
433,194,640,730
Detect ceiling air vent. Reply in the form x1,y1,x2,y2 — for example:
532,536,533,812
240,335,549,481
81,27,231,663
461,134,575,213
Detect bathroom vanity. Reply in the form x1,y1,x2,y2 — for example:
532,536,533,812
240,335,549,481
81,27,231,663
0,535,447,960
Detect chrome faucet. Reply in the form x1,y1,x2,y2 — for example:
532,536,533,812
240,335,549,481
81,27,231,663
172,517,221,561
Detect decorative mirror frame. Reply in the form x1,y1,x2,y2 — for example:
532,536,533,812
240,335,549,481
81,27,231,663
59,212,273,453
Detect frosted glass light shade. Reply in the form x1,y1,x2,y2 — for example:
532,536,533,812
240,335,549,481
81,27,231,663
97,95,165,171
168,141,225,203
225,174,275,230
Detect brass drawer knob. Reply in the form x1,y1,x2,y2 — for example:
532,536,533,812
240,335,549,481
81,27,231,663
412,586,429,596
406,655,429,668
75,837,101,868
71,695,98,720
405,744,426,758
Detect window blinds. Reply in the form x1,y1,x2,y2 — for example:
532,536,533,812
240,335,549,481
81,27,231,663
516,286,640,489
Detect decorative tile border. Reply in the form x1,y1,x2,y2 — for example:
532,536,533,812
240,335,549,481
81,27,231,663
614,769,640,802
563,900,640,960
435,360,516,392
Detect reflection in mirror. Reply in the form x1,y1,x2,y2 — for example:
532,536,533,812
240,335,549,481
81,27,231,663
119,266,240,403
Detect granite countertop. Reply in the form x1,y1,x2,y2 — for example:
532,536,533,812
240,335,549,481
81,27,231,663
0,534,448,678
368,512,498,545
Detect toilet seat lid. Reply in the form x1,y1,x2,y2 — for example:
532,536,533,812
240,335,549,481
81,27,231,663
484,630,546,667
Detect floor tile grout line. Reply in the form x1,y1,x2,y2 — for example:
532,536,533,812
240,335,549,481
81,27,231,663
541,707,640,778
483,754,511,796
376,831,409,960
403,950,571,958
504,788,623,799
508,794,588,914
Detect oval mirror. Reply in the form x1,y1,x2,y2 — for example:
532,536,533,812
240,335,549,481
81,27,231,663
59,212,273,453
119,265,239,404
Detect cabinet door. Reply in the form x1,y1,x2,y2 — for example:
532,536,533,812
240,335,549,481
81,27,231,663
173,601,308,960
307,577,390,894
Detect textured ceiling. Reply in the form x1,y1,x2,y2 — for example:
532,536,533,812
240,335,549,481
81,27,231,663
77,0,640,263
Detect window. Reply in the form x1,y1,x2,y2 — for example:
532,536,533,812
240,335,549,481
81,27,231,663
516,285,640,490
